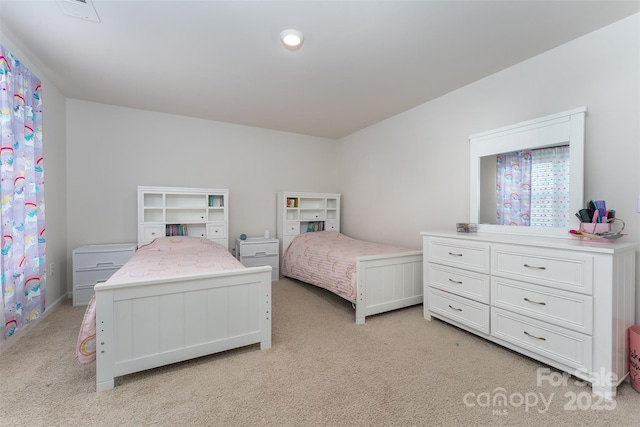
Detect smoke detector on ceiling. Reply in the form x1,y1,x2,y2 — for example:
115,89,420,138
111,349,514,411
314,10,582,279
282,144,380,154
56,0,100,23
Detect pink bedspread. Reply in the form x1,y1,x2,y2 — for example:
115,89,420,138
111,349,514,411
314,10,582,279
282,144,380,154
106,236,244,284
281,231,413,302
75,237,243,365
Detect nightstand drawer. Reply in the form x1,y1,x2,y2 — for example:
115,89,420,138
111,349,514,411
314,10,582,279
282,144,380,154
74,285,97,306
241,255,279,281
75,268,120,287
240,242,278,257
241,254,277,267
74,246,135,270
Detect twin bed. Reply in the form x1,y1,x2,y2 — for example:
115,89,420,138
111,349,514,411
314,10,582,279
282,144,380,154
281,231,423,324
77,236,272,392
77,188,422,391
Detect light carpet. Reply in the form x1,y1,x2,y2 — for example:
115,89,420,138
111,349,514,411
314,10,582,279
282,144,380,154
1,277,640,426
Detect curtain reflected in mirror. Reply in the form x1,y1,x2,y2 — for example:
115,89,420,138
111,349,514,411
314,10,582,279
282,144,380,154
479,145,570,227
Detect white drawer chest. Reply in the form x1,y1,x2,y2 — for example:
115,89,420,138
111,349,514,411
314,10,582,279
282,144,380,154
235,237,279,281
72,243,137,305
422,231,636,398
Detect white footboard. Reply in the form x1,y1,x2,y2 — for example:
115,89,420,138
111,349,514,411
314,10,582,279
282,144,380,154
94,266,272,392
355,251,423,324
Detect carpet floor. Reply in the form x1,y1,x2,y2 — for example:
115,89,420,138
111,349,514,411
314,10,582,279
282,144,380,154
1,277,640,426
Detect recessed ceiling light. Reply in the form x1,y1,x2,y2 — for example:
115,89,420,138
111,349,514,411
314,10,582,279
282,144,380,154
280,29,304,51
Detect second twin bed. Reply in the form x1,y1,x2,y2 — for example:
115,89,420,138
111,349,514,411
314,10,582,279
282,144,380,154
282,230,423,324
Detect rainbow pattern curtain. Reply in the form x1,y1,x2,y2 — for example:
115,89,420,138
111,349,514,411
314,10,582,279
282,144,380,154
495,150,532,226
0,45,46,339
496,147,570,228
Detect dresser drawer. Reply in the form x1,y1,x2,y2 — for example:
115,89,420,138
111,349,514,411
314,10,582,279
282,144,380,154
427,238,490,274
491,245,593,294
74,246,134,270
491,308,592,372
491,277,592,334
428,287,490,334
427,263,490,304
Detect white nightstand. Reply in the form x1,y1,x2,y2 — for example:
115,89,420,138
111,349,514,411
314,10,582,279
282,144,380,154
72,243,137,305
235,237,279,281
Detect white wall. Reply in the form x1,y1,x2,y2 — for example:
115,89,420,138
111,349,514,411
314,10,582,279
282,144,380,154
0,30,68,313
65,100,338,289
337,14,640,319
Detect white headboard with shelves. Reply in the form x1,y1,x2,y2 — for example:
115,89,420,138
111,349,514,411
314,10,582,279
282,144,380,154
276,191,341,257
138,186,229,249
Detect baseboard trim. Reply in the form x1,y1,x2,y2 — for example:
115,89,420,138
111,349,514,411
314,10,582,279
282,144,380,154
0,293,69,356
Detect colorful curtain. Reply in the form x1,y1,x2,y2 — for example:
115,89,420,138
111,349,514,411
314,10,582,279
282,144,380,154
0,45,45,339
530,146,570,228
495,150,532,226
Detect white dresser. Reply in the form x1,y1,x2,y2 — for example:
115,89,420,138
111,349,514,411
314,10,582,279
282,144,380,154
235,237,279,281
72,243,137,305
422,231,636,398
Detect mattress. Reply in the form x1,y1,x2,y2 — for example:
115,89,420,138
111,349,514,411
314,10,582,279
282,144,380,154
281,231,413,302
76,237,243,365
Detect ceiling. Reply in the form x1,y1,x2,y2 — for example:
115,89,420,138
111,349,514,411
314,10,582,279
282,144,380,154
0,1,638,139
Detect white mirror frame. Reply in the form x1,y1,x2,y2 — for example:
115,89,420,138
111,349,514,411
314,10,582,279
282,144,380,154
470,106,586,237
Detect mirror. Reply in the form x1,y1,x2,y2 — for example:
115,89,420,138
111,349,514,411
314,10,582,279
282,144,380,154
470,107,586,236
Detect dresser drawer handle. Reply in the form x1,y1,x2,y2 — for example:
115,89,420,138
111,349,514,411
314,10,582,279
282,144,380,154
448,304,463,312
524,297,546,306
524,264,546,270
448,252,463,257
524,331,546,341
448,278,463,284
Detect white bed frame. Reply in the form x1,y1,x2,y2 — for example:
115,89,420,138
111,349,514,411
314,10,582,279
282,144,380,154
353,250,423,324
282,237,423,324
94,266,272,392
